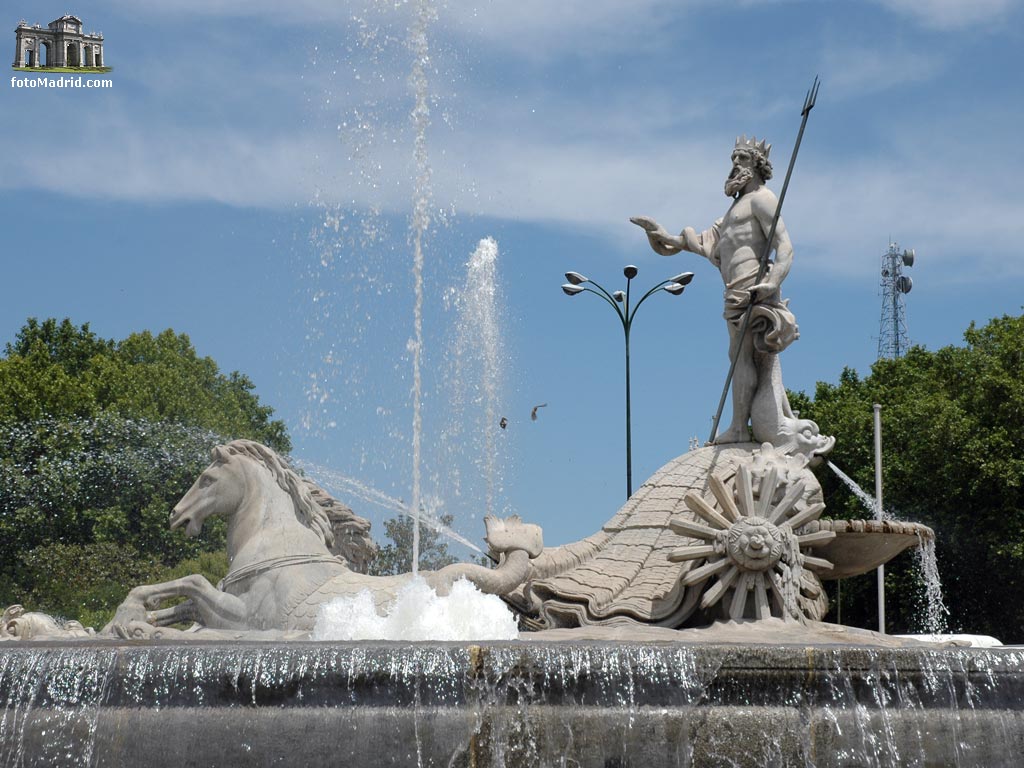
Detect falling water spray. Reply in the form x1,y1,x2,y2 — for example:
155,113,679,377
453,237,504,516
471,239,501,515
827,460,949,633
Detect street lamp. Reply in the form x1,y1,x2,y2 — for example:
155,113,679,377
561,265,694,498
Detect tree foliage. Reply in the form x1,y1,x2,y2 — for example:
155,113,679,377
0,318,288,623
796,313,1024,641
0,318,289,448
368,513,461,576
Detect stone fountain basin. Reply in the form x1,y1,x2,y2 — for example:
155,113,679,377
2,636,1022,767
797,518,935,579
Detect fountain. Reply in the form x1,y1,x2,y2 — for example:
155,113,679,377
6,201,1024,768
3,14,1024,768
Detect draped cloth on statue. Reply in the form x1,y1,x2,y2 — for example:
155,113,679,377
723,284,798,354
700,217,799,356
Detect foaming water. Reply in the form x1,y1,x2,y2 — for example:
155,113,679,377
311,577,518,641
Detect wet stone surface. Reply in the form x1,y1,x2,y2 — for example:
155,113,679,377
1,640,1022,767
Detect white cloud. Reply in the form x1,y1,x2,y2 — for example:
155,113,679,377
0,119,326,208
4,79,1021,285
104,0,701,60
104,0,374,25
5,1,1021,285
820,44,943,97
790,162,1024,283
439,0,696,60
872,0,1019,29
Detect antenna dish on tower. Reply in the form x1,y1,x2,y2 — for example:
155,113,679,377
877,242,917,359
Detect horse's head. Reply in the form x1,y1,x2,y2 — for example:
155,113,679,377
169,440,336,548
170,445,247,537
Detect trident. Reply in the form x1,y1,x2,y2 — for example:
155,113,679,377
707,76,820,445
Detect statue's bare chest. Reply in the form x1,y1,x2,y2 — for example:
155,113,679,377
720,198,760,245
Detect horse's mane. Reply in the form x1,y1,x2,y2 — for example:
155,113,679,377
222,440,336,548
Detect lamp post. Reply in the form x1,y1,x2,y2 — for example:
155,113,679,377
874,403,885,634
562,266,694,499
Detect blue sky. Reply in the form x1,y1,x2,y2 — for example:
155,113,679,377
2,1,1023,552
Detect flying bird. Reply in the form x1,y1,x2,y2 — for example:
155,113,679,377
499,417,508,430
531,403,548,421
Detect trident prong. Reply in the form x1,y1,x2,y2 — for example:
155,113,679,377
802,75,819,117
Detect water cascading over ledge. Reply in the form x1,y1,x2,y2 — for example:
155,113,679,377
2,640,1022,767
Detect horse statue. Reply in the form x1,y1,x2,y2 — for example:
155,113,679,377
103,440,543,638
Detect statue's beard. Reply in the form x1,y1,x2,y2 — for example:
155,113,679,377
724,166,754,197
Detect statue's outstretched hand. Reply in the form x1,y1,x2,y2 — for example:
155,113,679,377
630,215,664,234
630,216,683,254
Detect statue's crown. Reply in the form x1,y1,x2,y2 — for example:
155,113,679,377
734,135,771,159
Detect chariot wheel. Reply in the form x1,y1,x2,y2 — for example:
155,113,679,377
668,458,835,621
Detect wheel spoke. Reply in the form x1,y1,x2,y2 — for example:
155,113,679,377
800,554,834,573
753,573,772,619
735,464,755,517
767,480,806,524
669,518,721,541
700,565,739,609
684,492,731,530
796,530,836,547
709,474,741,522
668,543,718,562
755,466,779,517
729,571,753,619
783,501,826,531
682,557,730,586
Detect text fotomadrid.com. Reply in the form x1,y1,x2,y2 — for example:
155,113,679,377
11,75,113,89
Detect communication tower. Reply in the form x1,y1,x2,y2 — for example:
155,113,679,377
877,242,916,359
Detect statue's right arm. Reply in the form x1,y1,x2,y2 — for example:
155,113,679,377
681,220,721,261
650,233,686,256
630,216,702,257
630,215,681,255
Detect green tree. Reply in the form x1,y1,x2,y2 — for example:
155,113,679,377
0,318,288,449
6,317,115,375
0,318,289,624
796,312,1024,642
368,513,462,576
